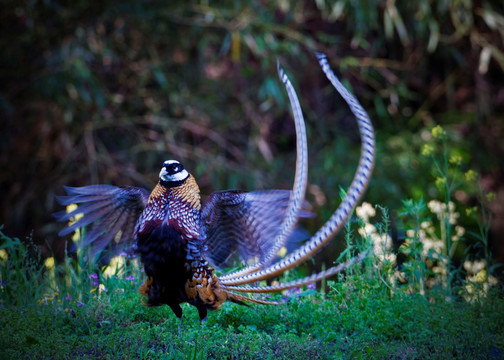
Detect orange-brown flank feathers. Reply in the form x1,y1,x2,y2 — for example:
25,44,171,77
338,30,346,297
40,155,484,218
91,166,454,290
185,270,227,309
138,276,152,299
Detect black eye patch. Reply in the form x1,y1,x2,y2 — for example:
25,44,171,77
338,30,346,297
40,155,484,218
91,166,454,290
165,163,183,175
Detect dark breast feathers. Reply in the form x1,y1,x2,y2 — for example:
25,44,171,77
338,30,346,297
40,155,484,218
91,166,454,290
135,175,227,320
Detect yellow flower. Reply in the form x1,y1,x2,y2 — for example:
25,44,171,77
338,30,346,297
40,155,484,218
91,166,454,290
66,204,84,222
469,269,487,283
66,204,84,243
435,177,446,189
465,283,475,295
277,247,287,257
102,256,126,279
421,144,434,156
66,203,77,213
0,249,7,262
465,206,478,217
486,192,496,202
431,125,446,139
464,170,478,182
98,284,107,294
449,154,463,165
44,257,55,269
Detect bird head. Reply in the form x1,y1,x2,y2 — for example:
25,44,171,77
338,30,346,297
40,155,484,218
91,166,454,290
159,160,190,187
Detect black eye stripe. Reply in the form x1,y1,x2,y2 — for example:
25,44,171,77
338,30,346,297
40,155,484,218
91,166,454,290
164,162,184,175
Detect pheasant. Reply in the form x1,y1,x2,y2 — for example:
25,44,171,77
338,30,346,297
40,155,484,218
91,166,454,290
55,53,375,322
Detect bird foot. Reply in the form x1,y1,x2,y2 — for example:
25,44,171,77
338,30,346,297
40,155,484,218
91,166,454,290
200,316,207,328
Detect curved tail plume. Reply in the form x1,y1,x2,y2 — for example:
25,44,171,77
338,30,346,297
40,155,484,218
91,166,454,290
219,60,309,281
220,53,375,292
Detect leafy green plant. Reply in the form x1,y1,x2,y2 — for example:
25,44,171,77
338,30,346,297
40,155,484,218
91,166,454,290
399,198,430,295
0,227,44,307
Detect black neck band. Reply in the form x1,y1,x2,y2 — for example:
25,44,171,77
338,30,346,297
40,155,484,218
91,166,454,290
160,178,186,188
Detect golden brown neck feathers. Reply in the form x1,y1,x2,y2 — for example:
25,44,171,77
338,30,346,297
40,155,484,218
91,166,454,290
173,175,201,211
149,175,201,211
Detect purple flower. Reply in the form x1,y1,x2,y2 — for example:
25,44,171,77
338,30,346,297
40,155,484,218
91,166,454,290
65,295,73,301
125,275,135,281
120,249,137,259
76,301,84,307
307,283,316,290
89,273,99,287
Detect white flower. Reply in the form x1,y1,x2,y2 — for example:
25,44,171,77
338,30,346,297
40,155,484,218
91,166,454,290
371,233,395,263
422,236,444,256
358,223,376,237
464,259,486,275
420,221,432,230
432,265,448,276
356,202,376,223
451,225,465,242
455,225,465,238
489,275,499,286
406,229,416,238
449,211,460,225
428,200,446,215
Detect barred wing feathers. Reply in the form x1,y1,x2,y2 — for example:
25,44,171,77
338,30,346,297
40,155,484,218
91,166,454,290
201,190,312,268
54,185,149,259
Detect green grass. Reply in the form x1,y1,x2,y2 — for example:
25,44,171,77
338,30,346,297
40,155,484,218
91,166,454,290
1,256,503,360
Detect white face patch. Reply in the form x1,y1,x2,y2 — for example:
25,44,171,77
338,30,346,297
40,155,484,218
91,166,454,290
159,160,190,183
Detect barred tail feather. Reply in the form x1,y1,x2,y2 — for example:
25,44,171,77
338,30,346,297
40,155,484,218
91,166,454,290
218,60,309,280
224,291,283,305
220,53,375,286
221,250,369,294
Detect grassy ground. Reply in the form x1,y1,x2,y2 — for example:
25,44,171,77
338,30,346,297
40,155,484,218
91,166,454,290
1,254,503,360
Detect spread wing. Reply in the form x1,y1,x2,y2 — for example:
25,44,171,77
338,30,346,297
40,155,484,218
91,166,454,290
54,185,150,261
201,190,312,268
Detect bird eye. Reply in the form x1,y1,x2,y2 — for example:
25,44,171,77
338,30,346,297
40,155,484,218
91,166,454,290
165,162,184,175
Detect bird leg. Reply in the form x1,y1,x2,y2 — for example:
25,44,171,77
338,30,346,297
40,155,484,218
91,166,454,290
197,306,208,324
168,304,183,335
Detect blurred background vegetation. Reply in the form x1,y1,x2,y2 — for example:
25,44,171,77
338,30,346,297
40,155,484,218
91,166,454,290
1,0,503,268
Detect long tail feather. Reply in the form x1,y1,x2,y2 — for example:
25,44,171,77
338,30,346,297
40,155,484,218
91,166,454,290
219,60,309,280
220,53,375,286
221,250,369,293
224,291,283,305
